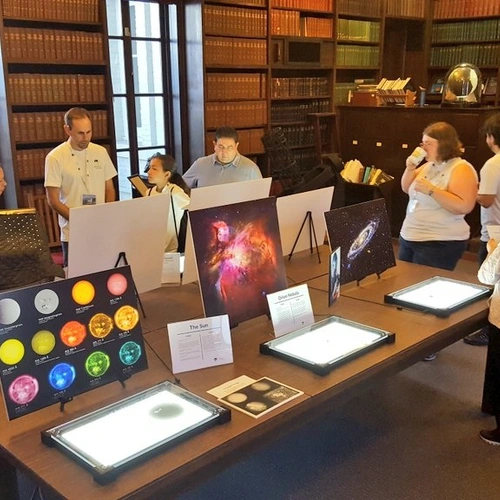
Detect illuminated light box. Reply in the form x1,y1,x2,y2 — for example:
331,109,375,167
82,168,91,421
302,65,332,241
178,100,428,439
41,381,231,484
384,276,491,317
260,316,395,376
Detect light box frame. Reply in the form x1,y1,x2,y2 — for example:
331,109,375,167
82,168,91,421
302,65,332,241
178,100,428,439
41,381,231,484
384,276,491,317
260,316,395,376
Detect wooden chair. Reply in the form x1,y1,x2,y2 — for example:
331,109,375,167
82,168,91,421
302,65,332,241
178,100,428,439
26,193,64,266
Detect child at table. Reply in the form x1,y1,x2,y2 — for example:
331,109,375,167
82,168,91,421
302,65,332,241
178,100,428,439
477,237,500,445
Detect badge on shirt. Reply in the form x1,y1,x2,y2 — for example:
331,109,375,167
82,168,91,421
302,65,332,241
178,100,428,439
82,194,97,205
93,160,102,169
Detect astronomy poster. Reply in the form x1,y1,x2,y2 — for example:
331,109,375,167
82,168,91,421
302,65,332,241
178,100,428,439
0,266,148,420
189,197,288,326
324,199,395,285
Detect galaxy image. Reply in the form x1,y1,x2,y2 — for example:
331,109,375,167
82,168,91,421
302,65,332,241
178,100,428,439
324,199,395,285
189,197,288,326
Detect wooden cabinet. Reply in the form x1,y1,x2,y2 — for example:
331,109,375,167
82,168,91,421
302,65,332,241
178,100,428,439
0,0,115,208
338,105,498,236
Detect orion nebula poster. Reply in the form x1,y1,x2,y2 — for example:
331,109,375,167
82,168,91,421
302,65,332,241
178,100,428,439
324,199,395,285
189,198,288,326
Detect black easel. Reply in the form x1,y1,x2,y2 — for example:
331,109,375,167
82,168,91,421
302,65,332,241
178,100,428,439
114,251,146,318
58,395,73,412
288,210,321,263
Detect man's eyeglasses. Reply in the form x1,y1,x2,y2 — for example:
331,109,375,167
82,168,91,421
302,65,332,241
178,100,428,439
215,144,235,152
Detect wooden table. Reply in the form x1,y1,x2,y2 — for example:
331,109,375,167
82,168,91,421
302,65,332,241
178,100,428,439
0,249,488,499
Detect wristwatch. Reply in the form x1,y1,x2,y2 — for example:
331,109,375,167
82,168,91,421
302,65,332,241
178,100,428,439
428,187,434,196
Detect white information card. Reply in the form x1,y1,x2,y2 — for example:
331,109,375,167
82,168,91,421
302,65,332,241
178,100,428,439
167,315,233,374
266,284,314,337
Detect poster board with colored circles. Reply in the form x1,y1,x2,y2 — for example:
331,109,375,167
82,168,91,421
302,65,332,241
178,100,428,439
0,266,148,420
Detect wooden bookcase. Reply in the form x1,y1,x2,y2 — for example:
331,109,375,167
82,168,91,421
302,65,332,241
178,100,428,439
0,0,115,209
428,0,500,106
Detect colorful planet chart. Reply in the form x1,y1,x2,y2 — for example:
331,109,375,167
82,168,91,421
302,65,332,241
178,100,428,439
34,289,59,315
60,321,87,347
8,374,39,405
48,363,76,391
114,305,139,331
0,338,25,365
85,351,111,378
0,298,21,325
107,273,128,296
119,341,142,366
88,313,114,339
72,280,95,306
31,330,56,356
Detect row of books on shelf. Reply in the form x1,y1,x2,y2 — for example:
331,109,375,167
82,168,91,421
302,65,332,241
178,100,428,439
232,0,266,6
271,0,333,11
205,128,265,155
337,19,380,43
205,101,267,130
2,0,100,23
341,160,394,186
204,6,267,38
278,123,327,148
7,74,106,105
334,82,358,104
205,37,267,66
271,10,333,38
385,0,425,18
19,183,45,208
3,28,104,63
431,19,500,44
12,111,108,144
271,100,330,122
337,0,382,17
336,45,379,67
271,77,330,98
206,73,266,101
15,148,51,180
430,44,500,68
433,0,500,19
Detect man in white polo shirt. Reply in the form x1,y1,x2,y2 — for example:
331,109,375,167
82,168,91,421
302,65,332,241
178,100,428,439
183,126,262,188
45,107,117,266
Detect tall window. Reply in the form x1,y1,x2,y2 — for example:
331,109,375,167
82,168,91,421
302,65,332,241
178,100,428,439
106,0,179,199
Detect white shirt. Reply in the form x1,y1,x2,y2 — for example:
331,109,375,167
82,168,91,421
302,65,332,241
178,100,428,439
478,244,500,327
45,140,117,241
479,152,500,242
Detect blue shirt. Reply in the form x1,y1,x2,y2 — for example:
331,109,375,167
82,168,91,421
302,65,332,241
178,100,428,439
182,153,262,188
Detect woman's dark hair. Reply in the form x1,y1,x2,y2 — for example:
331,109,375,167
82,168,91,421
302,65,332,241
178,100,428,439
145,153,190,195
423,122,462,162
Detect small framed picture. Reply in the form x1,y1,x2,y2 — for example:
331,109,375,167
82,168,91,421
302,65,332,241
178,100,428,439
429,78,444,95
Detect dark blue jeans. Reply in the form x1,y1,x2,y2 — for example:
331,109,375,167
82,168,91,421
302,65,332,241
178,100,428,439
398,236,467,271
478,239,488,266
62,241,68,268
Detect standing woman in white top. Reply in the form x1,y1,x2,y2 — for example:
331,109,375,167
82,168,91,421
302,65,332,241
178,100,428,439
145,153,190,253
399,121,478,271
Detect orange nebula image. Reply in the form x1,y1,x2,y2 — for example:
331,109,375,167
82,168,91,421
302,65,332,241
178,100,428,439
72,280,95,306
89,313,114,338
114,305,139,331
60,321,87,347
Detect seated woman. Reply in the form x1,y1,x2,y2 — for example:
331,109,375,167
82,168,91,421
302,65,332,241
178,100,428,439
145,153,190,253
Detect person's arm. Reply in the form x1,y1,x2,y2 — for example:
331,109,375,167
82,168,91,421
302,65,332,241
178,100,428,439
412,161,478,214
182,161,198,189
104,178,116,202
46,186,70,220
477,193,496,208
401,156,423,193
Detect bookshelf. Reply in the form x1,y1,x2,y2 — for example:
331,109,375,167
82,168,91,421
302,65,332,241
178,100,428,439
0,0,115,209
428,0,500,106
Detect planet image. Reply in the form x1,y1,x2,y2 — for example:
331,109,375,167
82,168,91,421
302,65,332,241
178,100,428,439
60,321,86,347
71,280,95,306
107,273,128,296
226,393,247,404
251,381,272,391
8,374,39,405
34,289,59,315
89,313,114,339
85,351,111,378
119,341,142,366
48,363,76,391
0,298,21,325
114,305,139,331
149,403,183,419
245,401,268,413
31,330,56,356
0,338,25,365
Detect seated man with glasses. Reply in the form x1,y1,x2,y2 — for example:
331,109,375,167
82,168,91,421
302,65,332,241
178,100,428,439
183,126,262,188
